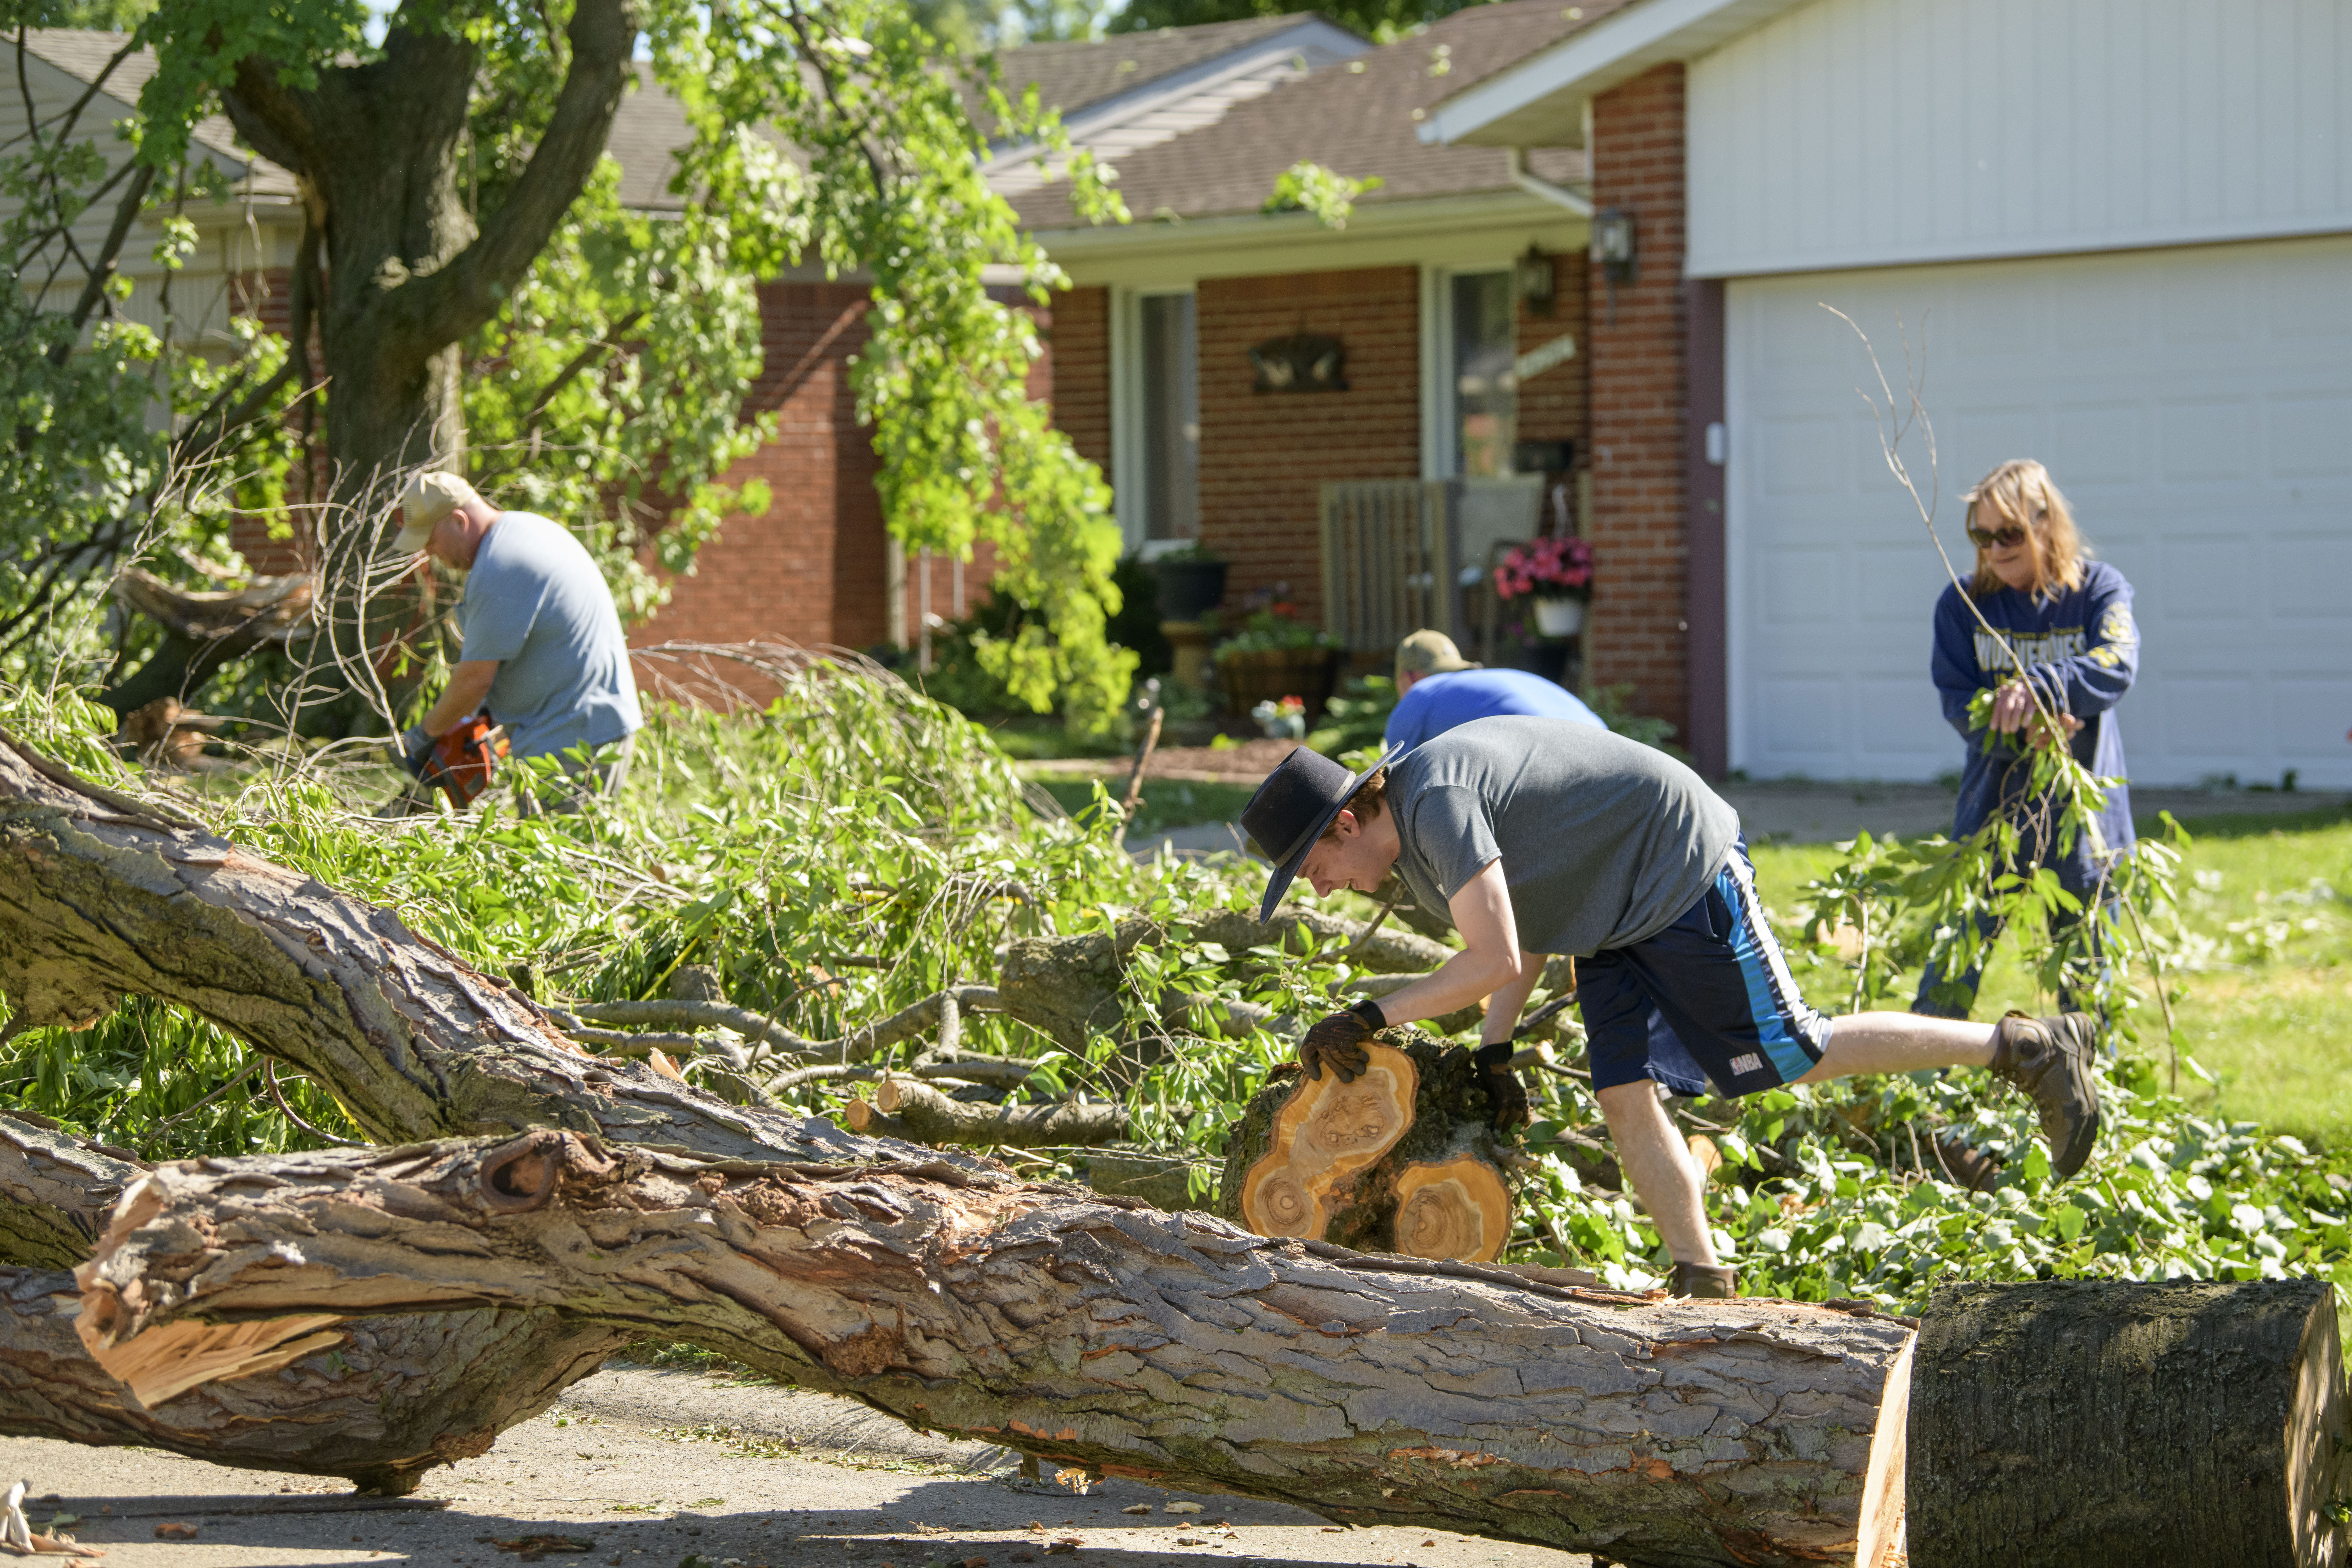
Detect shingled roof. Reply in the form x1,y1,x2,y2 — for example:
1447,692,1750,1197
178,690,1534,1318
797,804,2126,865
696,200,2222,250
1018,0,1627,233
19,30,299,200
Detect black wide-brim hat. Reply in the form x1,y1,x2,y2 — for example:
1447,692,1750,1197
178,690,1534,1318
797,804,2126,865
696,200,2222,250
1240,743,1403,921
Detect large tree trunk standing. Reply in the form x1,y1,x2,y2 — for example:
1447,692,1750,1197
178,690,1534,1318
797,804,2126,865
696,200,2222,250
1910,1280,2347,1568
216,0,644,493
72,1131,1918,1568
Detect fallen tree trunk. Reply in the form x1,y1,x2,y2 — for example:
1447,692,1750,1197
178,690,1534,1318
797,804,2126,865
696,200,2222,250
0,1265,623,1494
0,728,972,1172
1219,1038,1516,1263
73,1133,1915,1568
1910,1279,2347,1568
0,1119,623,1493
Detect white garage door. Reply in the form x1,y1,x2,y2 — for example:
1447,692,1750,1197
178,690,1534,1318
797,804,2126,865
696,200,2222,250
1725,234,2352,789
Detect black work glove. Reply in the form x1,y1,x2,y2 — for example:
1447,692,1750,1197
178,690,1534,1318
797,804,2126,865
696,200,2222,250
1472,1041,1531,1132
1300,999,1385,1084
399,725,436,783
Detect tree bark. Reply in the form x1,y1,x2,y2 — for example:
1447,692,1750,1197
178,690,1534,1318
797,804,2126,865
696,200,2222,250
0,1116,625,1493
851,1079,1124,1148
1218,1038,1516,1263
0,728,970,1172
0,1265,623,1495
71,1132,1917,1568
216,0,642,488
1909,1279,2348,1568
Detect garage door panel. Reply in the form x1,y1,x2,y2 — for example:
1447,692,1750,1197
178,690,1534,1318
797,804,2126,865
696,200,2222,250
2272,535,2352,617
2267,395,2352,477
2161,680,2260,758
2154,537,2250,622
1855,678,1949,761
2273,678,2352,768
1728,234,2352,788
2158,398,2255,481
1762,679,1843,759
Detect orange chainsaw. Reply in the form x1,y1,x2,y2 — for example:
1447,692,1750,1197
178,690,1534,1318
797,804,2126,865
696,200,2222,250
407,713,508,808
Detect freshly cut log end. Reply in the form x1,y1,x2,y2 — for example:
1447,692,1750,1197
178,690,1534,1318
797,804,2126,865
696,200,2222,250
1392,1155,1511,1264
1910,1279,2348,1568
1238,1045,1417,1238
1222,1035,1517,1261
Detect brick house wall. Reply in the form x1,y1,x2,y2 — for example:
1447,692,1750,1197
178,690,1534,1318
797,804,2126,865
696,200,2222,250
1197,265,1422,623
1584,63,1690,737
636,280,888,661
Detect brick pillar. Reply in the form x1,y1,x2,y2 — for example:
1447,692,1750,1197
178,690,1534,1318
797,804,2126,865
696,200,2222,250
1586,62,1690,737
1051,285,1113,479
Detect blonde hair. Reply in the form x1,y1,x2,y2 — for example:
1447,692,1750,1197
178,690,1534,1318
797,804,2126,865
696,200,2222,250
1965,459,2085,601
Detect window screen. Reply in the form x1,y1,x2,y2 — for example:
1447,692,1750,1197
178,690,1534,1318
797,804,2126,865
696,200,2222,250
1139,293,1200,542
1451,272,1517,478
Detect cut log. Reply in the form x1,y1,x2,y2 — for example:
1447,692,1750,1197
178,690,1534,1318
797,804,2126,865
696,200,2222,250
0,728,975,1172
73,1132,1920,1568
865,1079,1125,1148
1909,1279,2349,1568
1220,1036,1516,1262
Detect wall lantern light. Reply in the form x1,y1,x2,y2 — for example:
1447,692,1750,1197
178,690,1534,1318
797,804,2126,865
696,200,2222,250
1514,242,1556,315
1591,205,1636,323
1591,206,1636,282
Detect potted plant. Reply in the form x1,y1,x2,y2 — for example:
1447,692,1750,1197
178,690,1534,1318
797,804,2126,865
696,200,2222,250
1147,543,1228,623
1492,534,1595,637
1210,597,1346,721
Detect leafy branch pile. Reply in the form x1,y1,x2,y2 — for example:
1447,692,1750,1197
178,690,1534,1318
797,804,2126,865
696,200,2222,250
1,648,2344,1317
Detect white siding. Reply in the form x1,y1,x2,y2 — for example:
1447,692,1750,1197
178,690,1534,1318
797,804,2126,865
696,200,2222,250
1688,0,2352,277
1724,234,2352,788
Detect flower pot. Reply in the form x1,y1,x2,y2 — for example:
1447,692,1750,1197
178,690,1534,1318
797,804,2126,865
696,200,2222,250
1531,596,1587,638
1215,647,1345,723
1151,559,1229,622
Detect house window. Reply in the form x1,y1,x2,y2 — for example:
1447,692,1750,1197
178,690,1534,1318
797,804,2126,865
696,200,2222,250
1450,271,1517,478
1136,292,1199,544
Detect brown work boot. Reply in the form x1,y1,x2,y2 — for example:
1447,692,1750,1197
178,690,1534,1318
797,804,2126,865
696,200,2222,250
1989,1011,2103,1179
1669,1262,1737,1300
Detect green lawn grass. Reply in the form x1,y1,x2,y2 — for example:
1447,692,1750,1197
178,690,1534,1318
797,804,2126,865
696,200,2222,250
1032,775,1260,838
1748,803,2352,1144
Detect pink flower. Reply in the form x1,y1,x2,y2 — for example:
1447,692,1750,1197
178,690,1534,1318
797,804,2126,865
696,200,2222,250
1492,536,1595,601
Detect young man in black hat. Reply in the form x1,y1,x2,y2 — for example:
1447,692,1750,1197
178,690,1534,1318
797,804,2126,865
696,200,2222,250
1239,716,2102,1299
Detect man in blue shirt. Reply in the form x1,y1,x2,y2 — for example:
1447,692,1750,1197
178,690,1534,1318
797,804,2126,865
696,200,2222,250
394,472,642,809
1384,630,1603,753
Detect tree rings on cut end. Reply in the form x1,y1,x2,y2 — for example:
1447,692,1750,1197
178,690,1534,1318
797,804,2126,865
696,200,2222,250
1392,1156,1511,1263
1239,1045,1417,1238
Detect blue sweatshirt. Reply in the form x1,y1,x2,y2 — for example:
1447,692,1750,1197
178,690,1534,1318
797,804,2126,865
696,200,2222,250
1384,669,1605,754
1931,559,2138,873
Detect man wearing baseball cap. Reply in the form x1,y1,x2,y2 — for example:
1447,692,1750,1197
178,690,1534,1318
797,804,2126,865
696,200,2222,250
394,471,642,807
1238,718,2103,1298
1385,629,1604,753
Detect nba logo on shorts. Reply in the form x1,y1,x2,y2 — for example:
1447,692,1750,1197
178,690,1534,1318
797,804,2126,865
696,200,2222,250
1729,1052,1764,1078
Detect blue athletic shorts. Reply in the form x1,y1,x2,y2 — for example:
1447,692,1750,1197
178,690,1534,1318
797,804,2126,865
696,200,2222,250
1578,839,1832,1097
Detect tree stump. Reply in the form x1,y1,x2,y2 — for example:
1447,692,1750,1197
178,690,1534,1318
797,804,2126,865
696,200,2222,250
1217,1035,1515,1262
1910,1278,2348,1568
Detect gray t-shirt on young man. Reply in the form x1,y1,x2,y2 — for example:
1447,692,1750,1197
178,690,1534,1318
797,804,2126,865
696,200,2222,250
1383,716,1741,957
455,512,643,762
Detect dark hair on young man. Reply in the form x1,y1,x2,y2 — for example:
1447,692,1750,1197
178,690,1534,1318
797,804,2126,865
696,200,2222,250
1318,768,1389,841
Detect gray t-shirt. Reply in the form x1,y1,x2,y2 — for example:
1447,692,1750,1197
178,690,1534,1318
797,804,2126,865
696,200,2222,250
1384,716,1741,957
456,512,643,761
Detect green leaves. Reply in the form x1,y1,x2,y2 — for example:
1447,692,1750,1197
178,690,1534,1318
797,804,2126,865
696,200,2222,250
1261,161,1383,229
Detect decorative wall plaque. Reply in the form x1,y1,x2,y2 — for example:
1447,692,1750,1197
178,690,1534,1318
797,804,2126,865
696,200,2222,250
1248,333,1347,393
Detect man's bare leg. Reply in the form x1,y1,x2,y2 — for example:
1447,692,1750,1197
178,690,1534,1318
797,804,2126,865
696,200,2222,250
1595,1080,1716,1267
1796,1012,1994,1081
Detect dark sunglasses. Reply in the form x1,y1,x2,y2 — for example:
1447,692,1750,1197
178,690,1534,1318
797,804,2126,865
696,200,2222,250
1968,523,2031,549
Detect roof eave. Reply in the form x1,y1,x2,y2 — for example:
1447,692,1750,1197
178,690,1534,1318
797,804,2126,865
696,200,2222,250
1032,185,1586,259
1417,0,1812,149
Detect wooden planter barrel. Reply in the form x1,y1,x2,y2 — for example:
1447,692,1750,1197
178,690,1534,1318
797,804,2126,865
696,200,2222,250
1214,646,1346,722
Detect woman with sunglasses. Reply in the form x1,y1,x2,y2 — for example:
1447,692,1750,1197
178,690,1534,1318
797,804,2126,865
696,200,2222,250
1916,459,2139,1018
